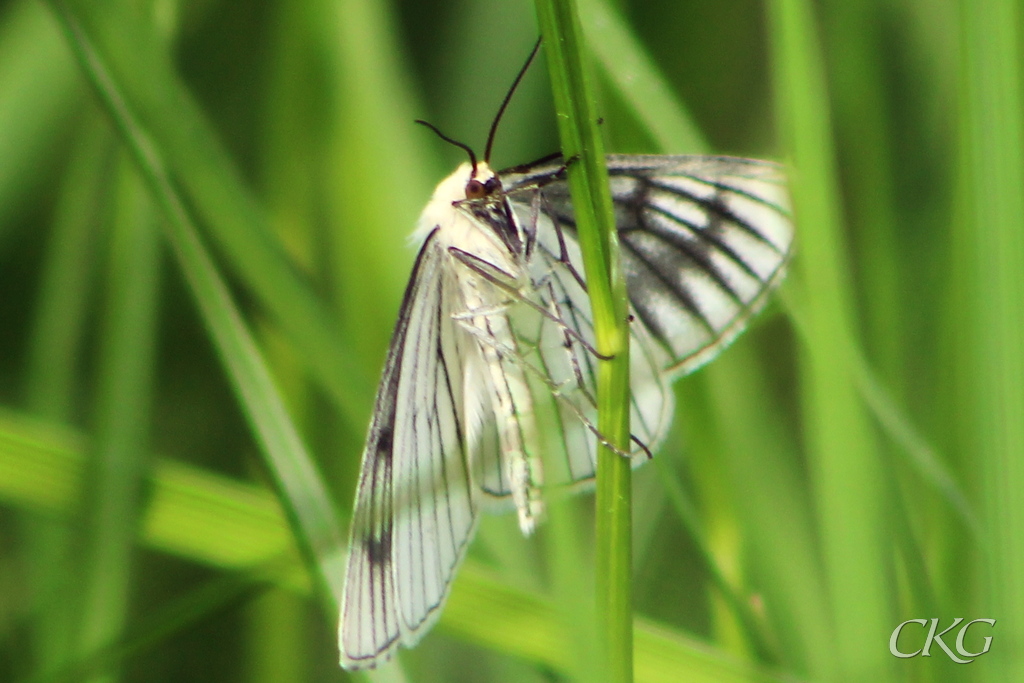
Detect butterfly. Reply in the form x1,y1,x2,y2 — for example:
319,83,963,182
337,148,793,669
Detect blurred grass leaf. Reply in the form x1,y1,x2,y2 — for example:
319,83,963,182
1,408,801,683
47,0,346,609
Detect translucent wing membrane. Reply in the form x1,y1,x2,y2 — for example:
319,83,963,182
340,155,793,669
340,229,479,668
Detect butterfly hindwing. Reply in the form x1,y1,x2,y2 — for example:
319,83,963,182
501,155,793,378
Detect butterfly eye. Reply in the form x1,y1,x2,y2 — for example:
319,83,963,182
465,179,486,199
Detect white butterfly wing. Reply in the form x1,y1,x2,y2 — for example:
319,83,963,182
479,206,674,493
479,154,793,487
503,155,793,378
339,228,479,669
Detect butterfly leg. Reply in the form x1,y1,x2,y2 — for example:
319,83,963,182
454,302,648,463
447,251,654,465
540,277,654,462
543,278,596,408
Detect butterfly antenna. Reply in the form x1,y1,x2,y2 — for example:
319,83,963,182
415,119,478,174
484,37,543,164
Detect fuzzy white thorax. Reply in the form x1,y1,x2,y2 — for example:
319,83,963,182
410,161,498,246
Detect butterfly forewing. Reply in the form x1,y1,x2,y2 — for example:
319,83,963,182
340,228,480,668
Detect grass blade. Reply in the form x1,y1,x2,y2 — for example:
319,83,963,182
70,156,161,683
534,1,634,680
767,0,891,680
45,0,374,427
578,0,705,153
957,1,1024,678
47,0,347,611
0,408,804,683
0,1,82,240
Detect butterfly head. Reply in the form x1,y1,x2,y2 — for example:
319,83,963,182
413,120,506,202
464,162,502,200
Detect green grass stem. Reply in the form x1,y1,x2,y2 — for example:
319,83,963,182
534,1,633,681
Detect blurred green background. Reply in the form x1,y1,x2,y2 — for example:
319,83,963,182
1,0,1021,682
